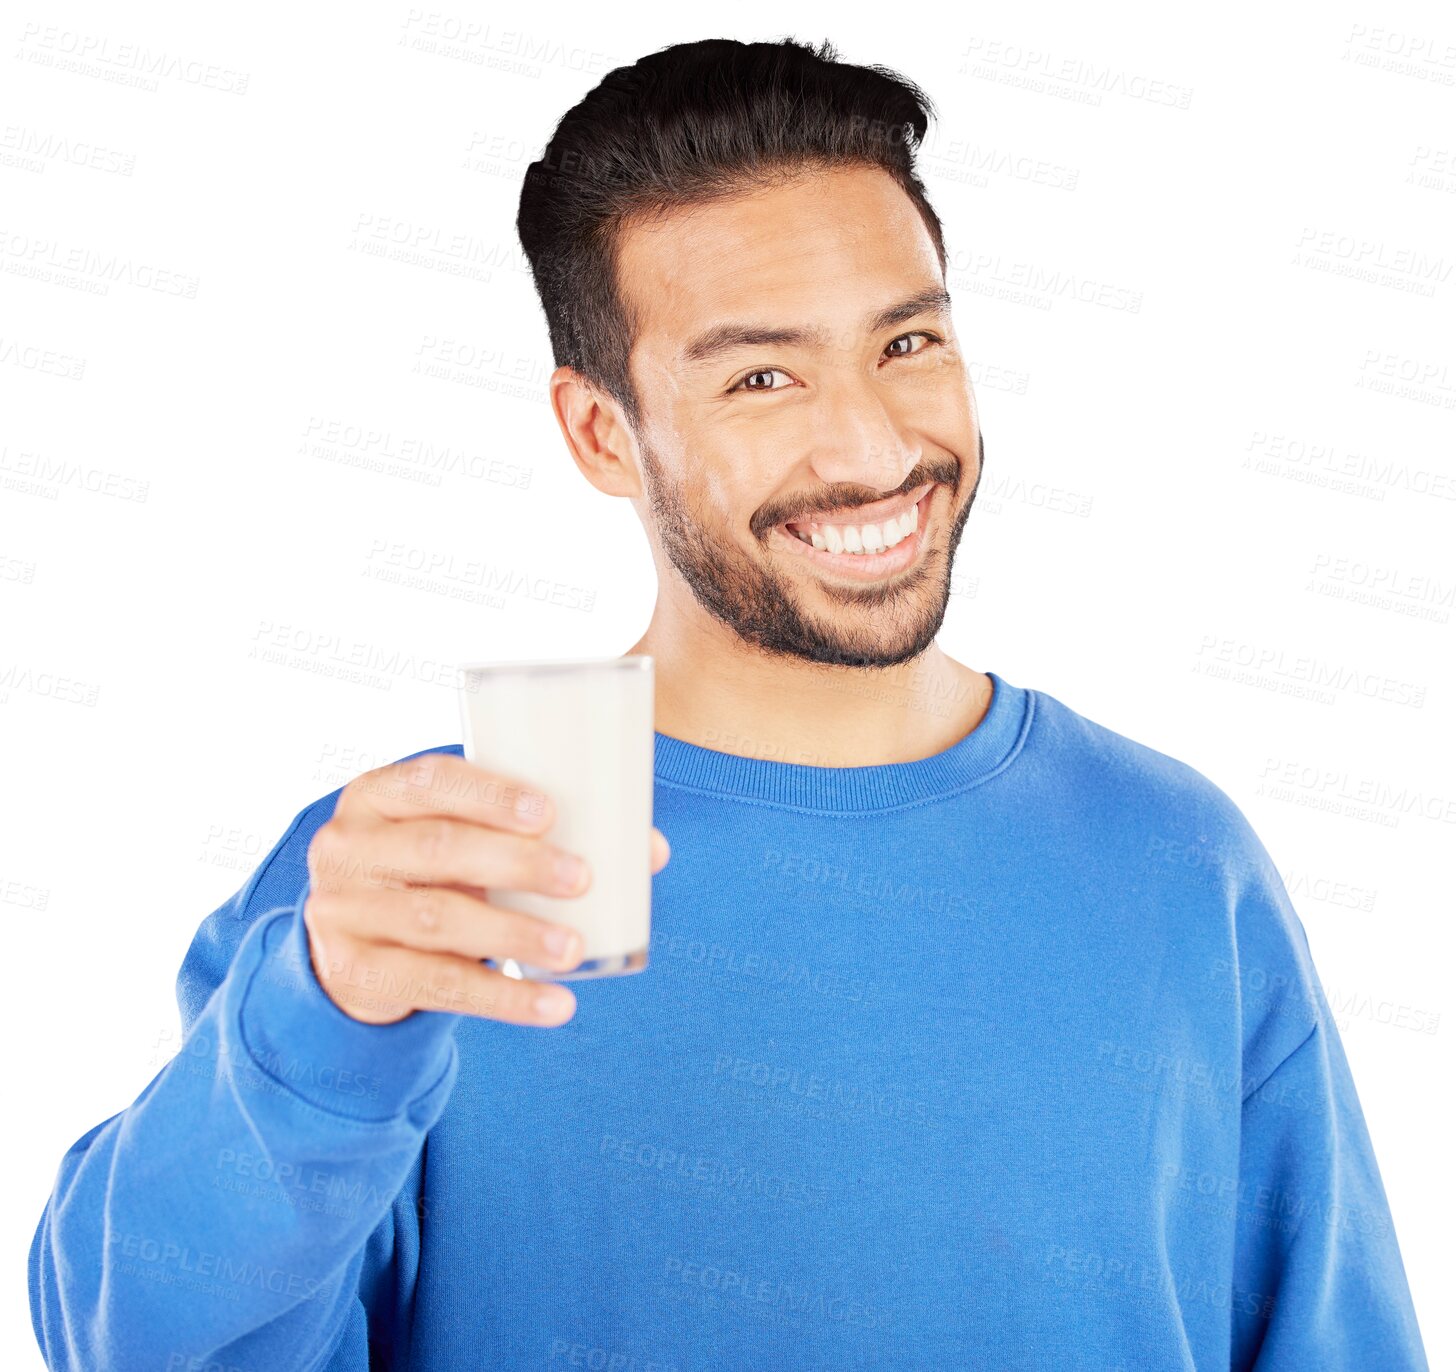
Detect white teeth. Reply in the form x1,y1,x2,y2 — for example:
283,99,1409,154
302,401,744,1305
786,493,925,556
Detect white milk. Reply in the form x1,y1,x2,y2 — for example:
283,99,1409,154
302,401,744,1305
457,655,654,980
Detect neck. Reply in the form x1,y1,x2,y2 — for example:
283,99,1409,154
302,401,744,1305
623,606,991,769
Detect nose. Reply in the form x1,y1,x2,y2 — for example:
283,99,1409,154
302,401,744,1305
804,370,922,498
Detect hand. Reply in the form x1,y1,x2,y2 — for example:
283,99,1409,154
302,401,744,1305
301,752,669,1028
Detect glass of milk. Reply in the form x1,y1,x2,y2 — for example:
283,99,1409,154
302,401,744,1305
456,654,654,980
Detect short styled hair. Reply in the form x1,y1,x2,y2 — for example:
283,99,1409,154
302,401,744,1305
516,36,946,430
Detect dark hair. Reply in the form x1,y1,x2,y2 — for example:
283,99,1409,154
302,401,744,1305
516,36,946,431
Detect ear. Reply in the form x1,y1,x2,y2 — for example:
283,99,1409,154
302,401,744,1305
549,366,644,499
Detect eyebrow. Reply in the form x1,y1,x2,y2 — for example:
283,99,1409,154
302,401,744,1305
678,284,953,368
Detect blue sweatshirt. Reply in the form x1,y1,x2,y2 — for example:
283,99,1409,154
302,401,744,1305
29,670,1429,1370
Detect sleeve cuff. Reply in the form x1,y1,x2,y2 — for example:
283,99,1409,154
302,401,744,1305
235,885,460,1122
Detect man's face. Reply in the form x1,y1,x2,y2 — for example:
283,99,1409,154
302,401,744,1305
617,165,982,669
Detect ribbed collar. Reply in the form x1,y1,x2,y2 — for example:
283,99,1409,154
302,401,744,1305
652,669,1031,814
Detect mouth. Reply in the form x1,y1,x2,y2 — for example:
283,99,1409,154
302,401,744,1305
770,483,936,581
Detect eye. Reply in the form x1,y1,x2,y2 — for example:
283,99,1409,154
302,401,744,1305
724,331,943,396
884,330,941,359
728,367,794,395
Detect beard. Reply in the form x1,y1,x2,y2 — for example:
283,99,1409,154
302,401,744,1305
636,433,981,669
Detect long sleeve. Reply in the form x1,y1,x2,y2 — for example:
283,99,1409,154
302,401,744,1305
27,784,462,1371
1231,984,1429,1370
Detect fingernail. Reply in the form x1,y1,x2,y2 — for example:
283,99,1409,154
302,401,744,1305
515,789,547,825
543,925,578,957
535,988,571,1016
554,853,585,892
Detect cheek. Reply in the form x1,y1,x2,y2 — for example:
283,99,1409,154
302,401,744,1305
910,357,974,406
673,460,745,528
913,370,977,447
680,434,784,522
703,411,823,509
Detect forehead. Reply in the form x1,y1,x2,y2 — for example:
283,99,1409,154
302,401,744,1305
615,165,941,360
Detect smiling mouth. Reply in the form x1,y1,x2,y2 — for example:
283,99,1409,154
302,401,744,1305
772,484,936,579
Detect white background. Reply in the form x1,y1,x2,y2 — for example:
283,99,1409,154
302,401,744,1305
3,1,1452,1365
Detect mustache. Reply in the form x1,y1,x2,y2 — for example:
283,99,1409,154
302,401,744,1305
751,456,964,539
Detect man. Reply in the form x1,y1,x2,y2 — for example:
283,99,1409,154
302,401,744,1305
29,36,1428,1371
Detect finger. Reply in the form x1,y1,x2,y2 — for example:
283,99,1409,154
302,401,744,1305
314,937,578,1027
334,751,556,834
651,827,670,873
311,815,591,900
330,881,585,971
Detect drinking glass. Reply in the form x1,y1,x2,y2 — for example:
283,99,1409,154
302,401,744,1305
457,655,654,980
